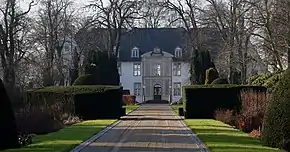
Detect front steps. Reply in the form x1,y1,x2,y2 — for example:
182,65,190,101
145,100,169,104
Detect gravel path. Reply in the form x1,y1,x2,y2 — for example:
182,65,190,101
70,104,209,152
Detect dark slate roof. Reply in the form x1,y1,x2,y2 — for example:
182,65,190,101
119,28,187,61
76,27,223,62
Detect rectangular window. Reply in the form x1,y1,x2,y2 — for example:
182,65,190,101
134,83,141,96
153,63,161,76
173,63,181,76
117,62,121,75
173,82,181,96
133,63,141,76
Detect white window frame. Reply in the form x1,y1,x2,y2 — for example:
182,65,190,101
131,47,139,58
173,63,181,76
133,63,141,76
134,83,141,96
173,82,181,96
175,47,182,58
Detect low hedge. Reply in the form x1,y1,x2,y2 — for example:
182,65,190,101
247,71,284,93
182,84,267,119
26,85,123,120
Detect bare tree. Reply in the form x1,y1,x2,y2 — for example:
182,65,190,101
201,0,259,83
32,0,75,86
87,0,143,57
0,0,35,92
160,0,207,84
137,0,170,28
162,0,201,47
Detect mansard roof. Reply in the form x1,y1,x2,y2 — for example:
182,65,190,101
119,28,187,61
75,27,222,62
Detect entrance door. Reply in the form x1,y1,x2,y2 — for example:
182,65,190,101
153,84,162,100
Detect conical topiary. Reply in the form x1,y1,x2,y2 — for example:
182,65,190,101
261,68,290,148
211,78,229,84
72,74,97,85
0,79,19,149
205,68,219,84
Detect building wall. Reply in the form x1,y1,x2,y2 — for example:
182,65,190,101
142,54,172,101
172,62,190,103
119,62,142,102
119,51,190,103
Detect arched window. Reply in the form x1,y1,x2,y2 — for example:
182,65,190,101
131,47,139,58
175,47,182,58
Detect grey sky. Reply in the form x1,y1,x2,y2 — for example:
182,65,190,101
20,0,109,16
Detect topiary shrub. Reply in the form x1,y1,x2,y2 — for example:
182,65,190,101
85,51,120,85
261,69,290,148
263,72,283,93
205,68,219,84
0,79,19,149
246,75,260,84
251,73,274,86
72,74,96,85
211,78,229,84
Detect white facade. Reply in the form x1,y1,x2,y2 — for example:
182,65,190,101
119,62,142,102
171,62,190,103
119,48,190,103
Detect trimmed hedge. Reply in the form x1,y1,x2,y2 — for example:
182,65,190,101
182,85,267,119
262,69,290,148
263,73,282,93
251,73,274,86
247,71,284,93
26,85,123,120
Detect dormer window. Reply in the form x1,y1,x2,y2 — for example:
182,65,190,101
131,47,139,58
175,47,182,58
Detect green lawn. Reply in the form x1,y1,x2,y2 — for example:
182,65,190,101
3,106,140,152
123,105,140,114
185,119,282,152
3,120,116,152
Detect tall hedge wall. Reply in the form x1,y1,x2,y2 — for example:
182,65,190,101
26,85,123,120
182,85,267,119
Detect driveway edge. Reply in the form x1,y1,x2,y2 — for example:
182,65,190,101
69,105,141,152
69,119,122,152
171,107,211,152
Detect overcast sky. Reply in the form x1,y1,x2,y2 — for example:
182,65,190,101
20,0,109,16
